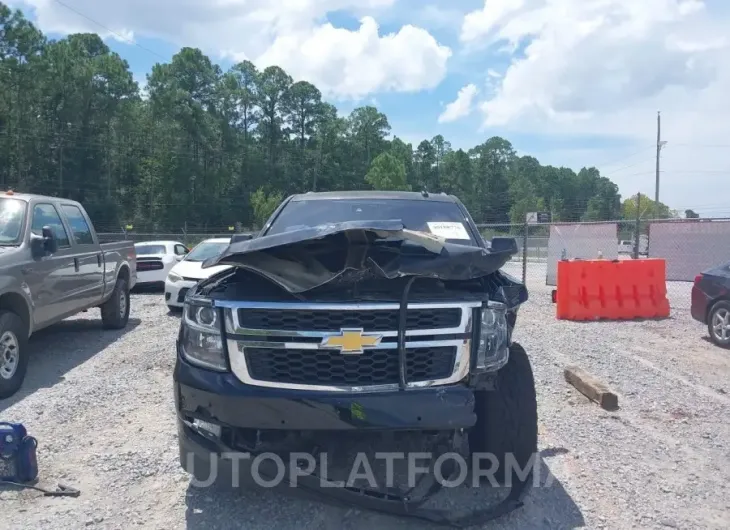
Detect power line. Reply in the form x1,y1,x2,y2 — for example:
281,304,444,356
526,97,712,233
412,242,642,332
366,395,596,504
601,159,655,177
52,0,168,61
593,146,655,169
669,143,730,148
661,169,730,174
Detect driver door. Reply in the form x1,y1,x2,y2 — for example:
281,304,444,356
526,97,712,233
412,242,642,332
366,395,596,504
25,202,77,329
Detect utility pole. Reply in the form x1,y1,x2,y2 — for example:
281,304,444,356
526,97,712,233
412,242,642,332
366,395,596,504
654,111,661,207
634,192,641,260
654,111,667,214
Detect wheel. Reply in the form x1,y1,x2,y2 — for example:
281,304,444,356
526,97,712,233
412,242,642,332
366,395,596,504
101,277,130,330
708,300,730,348
0,311,29,399
469,342,538,485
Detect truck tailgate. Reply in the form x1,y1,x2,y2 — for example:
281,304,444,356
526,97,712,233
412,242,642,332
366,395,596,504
101,241,137,293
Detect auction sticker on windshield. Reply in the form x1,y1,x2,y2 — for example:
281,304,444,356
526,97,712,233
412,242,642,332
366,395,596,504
427,222,470,240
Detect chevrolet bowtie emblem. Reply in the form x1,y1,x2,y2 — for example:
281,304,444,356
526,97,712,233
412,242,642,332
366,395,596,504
320,328,383,354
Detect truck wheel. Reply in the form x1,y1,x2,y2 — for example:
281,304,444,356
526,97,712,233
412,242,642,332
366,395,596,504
101,277,130,330
708,300,730,348
469,342,538,485
0,311,29,400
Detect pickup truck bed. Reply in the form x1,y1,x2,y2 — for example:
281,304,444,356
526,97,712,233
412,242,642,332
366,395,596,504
0,191,137,398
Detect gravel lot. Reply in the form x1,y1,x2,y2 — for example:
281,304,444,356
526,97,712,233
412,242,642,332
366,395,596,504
2,274,729,530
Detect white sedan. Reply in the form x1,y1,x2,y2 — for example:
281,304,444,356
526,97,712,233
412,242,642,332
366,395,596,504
134,240,189,287
164,237,232,309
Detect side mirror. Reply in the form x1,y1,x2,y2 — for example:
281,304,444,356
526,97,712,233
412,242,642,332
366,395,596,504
30,233,45,257
230,233,253,244
490,237,518,255
42,225,58,254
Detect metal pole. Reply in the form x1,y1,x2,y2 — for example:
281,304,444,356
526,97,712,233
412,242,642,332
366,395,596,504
522,220,528,284
634,193,641,260
655,111,661,208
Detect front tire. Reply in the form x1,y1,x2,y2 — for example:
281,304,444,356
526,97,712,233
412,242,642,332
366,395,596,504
0,311,29,399
469,342,538,485
708,300,730,348
101,277,130,330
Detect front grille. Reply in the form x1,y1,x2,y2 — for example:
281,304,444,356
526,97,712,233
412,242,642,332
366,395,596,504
225,301,478,390
244,346,456,386
238,308,461,332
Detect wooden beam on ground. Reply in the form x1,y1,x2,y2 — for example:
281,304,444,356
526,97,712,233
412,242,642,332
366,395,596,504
564,366,619,411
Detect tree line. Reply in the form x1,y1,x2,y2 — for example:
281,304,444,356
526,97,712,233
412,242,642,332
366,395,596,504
2,3,659,233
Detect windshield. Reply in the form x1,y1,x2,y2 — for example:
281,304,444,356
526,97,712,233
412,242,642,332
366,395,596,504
135,244,167,255
184,241,229,262
0,198,27,245
266,199,478,245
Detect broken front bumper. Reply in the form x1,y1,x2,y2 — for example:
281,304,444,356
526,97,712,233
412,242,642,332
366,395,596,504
174,352,531,527
178,420,529,527
174,350,478,431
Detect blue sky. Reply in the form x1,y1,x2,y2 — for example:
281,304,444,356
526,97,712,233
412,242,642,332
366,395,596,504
11,0,730,216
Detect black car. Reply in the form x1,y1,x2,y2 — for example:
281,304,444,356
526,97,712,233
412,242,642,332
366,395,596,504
173,191,535,525
691,260,730,348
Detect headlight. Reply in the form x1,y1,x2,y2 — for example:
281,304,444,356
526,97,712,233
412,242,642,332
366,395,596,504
474,301,509,372
180,300,226,371
168,272,183,283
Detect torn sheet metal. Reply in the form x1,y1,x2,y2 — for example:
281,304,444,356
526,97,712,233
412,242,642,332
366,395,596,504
202,220,518,294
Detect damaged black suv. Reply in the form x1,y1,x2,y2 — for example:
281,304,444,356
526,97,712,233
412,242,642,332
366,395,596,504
173,191,537,525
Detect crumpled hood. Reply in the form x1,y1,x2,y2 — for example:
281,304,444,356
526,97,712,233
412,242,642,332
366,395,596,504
201,220,517,294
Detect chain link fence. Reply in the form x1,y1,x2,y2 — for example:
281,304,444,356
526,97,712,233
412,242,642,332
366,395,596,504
477,217,730,311
103,218,730,313
96,229,252,248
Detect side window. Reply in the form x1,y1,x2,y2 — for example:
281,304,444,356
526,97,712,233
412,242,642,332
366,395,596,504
61,205,94,245
175,244,188,255
31,204,71,248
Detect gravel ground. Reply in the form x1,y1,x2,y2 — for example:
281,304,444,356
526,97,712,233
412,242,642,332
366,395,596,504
2,277,729,530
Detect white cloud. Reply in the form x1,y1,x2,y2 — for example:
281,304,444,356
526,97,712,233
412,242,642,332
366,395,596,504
257,17,451,100
133,73,149,100
12,0,451,100
458,0,730,211
438,83,478,123
413,5,467,31
460,0,525,44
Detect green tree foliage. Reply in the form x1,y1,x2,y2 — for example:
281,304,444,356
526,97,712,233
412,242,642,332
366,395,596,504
365,152,410,191
622,194,675,220
250,187,282,227
0,3,631,231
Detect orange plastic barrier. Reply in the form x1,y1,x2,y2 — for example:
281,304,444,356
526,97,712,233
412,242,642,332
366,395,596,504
555,258,670,320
